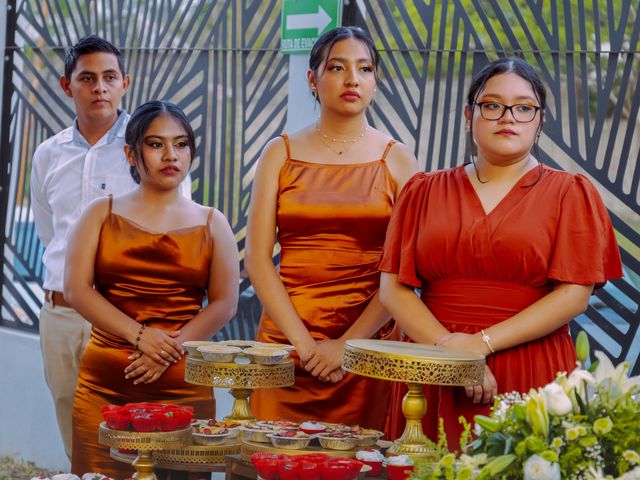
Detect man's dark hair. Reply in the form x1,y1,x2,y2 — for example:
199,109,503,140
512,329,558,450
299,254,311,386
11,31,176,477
64,35,125,79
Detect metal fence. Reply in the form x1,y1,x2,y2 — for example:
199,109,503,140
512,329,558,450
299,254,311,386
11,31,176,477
1,1,639,371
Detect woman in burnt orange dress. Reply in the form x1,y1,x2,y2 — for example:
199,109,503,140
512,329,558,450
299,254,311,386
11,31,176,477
379,58,623,447
245,27,418,429
64,101,239,477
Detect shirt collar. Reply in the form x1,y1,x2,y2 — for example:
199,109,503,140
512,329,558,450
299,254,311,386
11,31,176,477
71,109,129,147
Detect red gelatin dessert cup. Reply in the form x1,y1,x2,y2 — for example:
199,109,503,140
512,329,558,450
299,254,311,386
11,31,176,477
157,411,180,431
131,412,158,432
321,458,363,480
172,407,193,428
103,409,131,430
386,464,414,480
278,459,300,480
361,460,382,476
254,457,279,480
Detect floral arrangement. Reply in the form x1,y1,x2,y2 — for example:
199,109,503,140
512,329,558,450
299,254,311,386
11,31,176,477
413,332,640,480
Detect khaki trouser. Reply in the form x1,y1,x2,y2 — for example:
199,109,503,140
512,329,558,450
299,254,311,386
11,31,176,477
39,302,92,460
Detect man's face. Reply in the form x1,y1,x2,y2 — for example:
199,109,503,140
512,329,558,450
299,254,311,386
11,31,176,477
59,51,130,125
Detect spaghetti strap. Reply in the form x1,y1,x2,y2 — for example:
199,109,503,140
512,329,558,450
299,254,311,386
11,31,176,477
108,194,113,214
206,207,215,227
381,140,397,162
280,134,291,160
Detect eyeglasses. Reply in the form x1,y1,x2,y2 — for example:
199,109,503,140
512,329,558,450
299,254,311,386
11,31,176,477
475,102,541,123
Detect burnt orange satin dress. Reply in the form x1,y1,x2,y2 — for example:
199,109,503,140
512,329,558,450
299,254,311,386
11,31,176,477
72,200,214,478
379,165,623,447
251,135,398,430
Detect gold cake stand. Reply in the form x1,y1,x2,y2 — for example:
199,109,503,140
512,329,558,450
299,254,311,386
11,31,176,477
343,339,484,460
99,423,191,479
184,356,295,423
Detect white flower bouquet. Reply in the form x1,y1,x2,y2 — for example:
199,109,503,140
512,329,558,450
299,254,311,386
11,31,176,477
413,332,640,479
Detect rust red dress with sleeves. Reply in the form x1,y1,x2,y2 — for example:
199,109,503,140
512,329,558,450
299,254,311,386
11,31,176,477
378,164,623,447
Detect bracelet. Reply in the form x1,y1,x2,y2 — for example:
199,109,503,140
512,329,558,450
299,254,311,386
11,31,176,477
481,329,495,354
134,324,146,351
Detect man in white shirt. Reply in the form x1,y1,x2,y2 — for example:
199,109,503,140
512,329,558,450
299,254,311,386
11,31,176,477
30,35,135,459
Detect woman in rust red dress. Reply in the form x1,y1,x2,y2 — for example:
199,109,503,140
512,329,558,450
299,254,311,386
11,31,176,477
245,27,418,429
64,101,239,477
378,58,623,447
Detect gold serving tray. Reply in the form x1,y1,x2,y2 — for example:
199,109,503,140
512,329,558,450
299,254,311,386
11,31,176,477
153,439,241,464
98,423,191,451
343,339,484,385
185,356,295,388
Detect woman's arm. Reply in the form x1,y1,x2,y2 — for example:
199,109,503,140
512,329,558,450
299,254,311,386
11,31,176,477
437,283,593,356
125,209,239,384
175,209,240,342
64,198,183,365
304,143,420,379
379,272,497,404
379,272,450,344
245,138,318,362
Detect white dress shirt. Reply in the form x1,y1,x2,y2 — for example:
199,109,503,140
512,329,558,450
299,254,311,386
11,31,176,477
30,112,191,291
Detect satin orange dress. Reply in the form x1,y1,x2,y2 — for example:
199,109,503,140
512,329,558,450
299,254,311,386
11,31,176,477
379,165,623,447
72,199,215,477
251,135,398,430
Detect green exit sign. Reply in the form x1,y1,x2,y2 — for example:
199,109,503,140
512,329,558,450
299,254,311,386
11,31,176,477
280,0,342,54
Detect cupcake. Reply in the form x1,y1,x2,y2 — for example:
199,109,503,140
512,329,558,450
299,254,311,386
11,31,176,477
355,449,385,475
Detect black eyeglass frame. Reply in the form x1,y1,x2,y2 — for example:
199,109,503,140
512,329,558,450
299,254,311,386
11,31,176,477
474,102,542,123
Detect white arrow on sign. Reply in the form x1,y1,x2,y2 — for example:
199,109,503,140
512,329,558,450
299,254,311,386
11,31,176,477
286,5,332,34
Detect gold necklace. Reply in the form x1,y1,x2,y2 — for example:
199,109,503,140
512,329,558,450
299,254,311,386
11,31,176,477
315,122,368,155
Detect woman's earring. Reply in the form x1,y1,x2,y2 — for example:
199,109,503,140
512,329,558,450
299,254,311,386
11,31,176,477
311,88,318,112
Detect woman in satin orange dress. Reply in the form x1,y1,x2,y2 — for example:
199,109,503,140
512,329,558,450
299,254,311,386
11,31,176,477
378,58,623,447
64,101,239,477
245,27,418,430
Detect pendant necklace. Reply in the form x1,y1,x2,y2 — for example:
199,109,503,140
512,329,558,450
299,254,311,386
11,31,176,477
315,122,368,155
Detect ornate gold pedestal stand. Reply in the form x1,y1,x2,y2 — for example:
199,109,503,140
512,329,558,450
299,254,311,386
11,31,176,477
99,423,191,479
343,340,484,461
184,356,295,423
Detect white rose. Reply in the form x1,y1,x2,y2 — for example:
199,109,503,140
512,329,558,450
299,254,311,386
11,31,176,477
542,383,573,416
524,455,561,480
620,467,640,479
52,476,81,480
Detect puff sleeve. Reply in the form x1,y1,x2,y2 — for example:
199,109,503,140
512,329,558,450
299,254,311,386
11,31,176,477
547,174,623,289
378,172,431,288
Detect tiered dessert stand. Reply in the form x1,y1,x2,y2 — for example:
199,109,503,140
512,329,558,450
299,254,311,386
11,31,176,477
99,423,191,479
164,353,295,466
343,339,485,461
184,354,295,423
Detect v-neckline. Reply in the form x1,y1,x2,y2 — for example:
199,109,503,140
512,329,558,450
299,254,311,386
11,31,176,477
460,164,541,217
